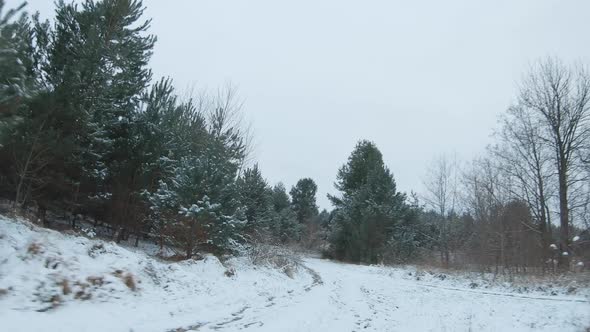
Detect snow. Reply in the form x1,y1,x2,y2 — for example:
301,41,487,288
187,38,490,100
550,244,558,250
563,251,569,256
573,236,580,242
1,215,590,332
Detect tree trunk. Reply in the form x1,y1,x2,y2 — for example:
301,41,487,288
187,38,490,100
185,241,193,260
37,205,48,227
114,227,125,243
14,119,47,211
537,173,550,266
558,163,570,270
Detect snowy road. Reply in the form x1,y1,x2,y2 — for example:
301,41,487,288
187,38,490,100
2,216,589,332
171,259,590,332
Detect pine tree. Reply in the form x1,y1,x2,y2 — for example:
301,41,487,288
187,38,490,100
290,178,319,224
273,207,300,244
122,78,206,243
148,154,246,257
267,183,300,243
317,209,331,226
0,2,64,216
270,182,290,212
37,0,156,227
0,1,31,108
145,88,248,254
328,140,418,263
236,164,271,234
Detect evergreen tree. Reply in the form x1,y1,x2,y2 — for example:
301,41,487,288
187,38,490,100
148,152,245,256
37,0,156,224
0,2,63,216
272,207,300,244
124,78,207,242
145,85,248,255
0,1,32,108
328,140,418,263
236,164,271,233
384,194,424,263
317,209,331,226
270,182,290,212
290,178,319,224
267,182,300,243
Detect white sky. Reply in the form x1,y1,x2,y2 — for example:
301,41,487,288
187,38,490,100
12,0,590,209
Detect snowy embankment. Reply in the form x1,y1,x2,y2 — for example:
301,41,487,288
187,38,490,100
0,215,313,331
1,214,589,332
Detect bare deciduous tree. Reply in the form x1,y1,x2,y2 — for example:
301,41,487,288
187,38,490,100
517,58,590,269
423,154,459,267
493,104,554,264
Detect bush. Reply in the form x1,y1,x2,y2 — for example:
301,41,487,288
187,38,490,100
247,243,301,277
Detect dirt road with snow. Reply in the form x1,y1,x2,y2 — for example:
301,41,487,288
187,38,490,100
173,259,590,332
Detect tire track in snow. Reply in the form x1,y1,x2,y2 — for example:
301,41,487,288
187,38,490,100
409,282,590,303
168,262,325,331
301,265,323,292
166,258,590,332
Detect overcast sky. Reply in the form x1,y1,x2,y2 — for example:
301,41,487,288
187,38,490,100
13,0,590,209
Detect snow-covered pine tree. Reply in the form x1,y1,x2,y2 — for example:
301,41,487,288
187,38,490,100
0,0,31,108
146,94,249,255
137,78,250,255
0,2,64,214
236,164,272,236
131,78,206,244
38,0,155,230
148,154,246,257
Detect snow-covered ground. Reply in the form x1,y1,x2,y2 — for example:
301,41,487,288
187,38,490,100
1,215,589,332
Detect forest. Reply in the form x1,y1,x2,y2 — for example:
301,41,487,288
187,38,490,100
1,0,589,276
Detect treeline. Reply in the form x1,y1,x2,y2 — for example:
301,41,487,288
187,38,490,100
418,59,590,272
0,0,329,257
321,60,590,271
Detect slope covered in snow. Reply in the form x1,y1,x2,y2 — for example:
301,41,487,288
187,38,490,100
1,214,589,332
0,215,313,331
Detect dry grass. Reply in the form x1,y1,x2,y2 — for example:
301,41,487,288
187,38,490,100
86,276,104,286
27,242,43,255
113,270,137,291
71,280,93,300
58,280,71,295
159,253,190,262
44,256,61,270
123,273,136,291
50,295,61,308
224,267,236,277
409,262,590,295
248,243,301,278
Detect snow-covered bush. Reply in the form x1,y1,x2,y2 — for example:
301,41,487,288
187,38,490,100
247,243,301,278
147,155,246,258
81,227,96,239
